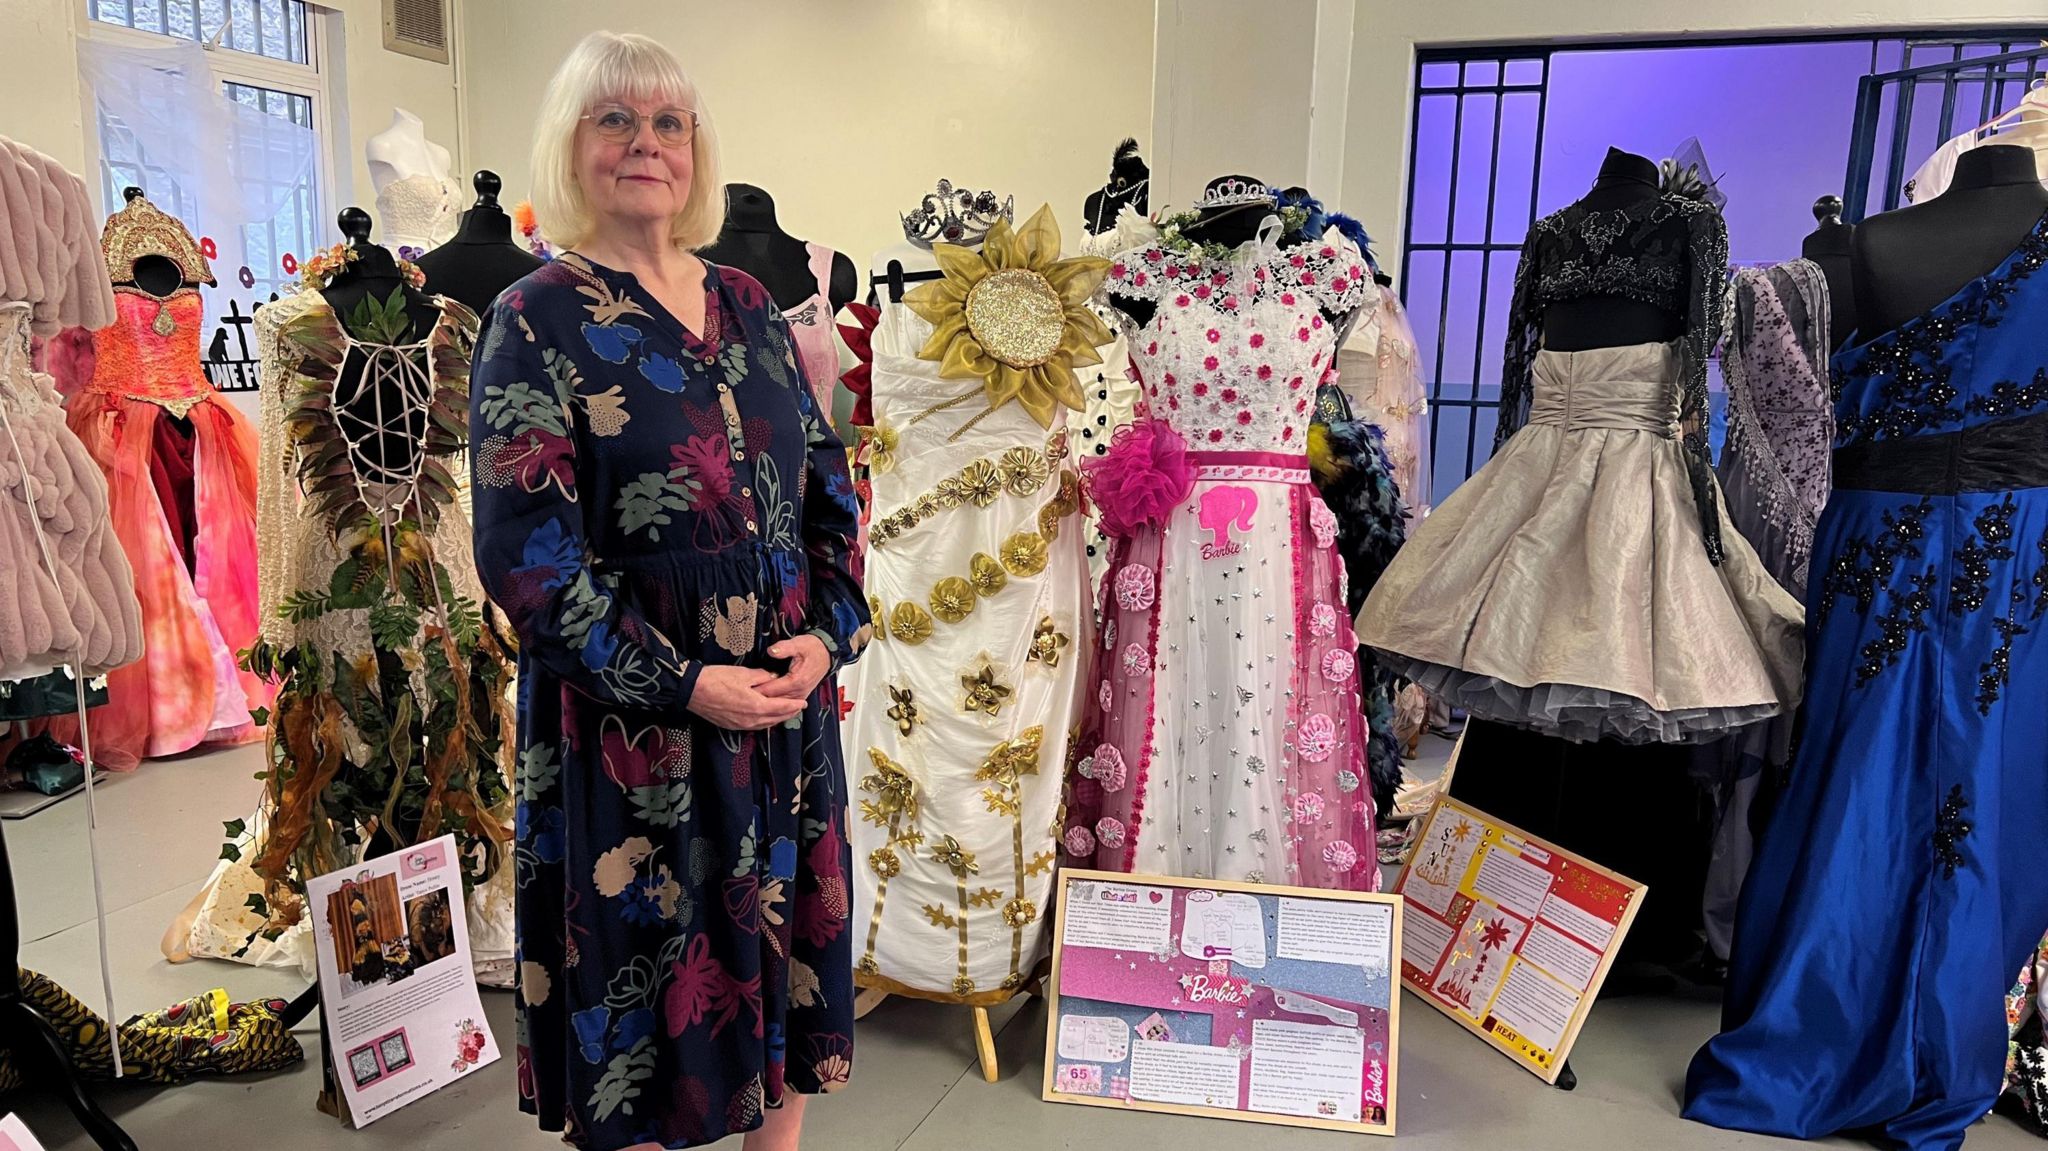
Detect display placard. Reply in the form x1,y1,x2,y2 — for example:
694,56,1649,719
1392,796,1644,1083
306,835,499,1126
1042,869,1401,1135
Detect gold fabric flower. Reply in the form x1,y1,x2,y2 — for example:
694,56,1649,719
969,553,1008,597
859,749,919,823
930,835,979,876
1000,531,1050,577
869,847,901,879
857,421,900,474
1028,616,1070,668
950,459,1003,508
998,446,1051,497
1003,898,1039,928
960,665,1013,717
890,602,934,645
886,685,920,736
903,204,1115,429
930,577,978,624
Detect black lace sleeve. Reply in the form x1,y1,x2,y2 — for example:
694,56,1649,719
1679,203,1730,564
1493,227,1543,451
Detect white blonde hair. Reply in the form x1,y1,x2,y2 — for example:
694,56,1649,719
530,31,725,251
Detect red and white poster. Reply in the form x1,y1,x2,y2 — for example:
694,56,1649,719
1392,796,1643,1083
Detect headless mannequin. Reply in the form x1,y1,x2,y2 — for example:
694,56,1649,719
416,171,542,317
1082,138,1150,238
1447,147,1713,980
1544,149,1684,350
320,207,444,484
700,184,856,314
365,108,453,191
1853,145,2048,336
1106,173,1359,333
1801,195,1857,351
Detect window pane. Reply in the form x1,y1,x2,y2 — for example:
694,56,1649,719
1419,61,1461,89
220,81,319,305
91,0,307,63
1504,57,1545,87
1463,60,1500,87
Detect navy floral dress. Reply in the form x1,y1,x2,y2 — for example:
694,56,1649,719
471,253,868,1150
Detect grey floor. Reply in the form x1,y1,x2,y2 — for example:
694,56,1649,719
4,742,2038,1150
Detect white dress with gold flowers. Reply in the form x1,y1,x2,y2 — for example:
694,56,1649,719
842,294,1092,1005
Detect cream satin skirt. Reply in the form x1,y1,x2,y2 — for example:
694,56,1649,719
1356,342,1804,744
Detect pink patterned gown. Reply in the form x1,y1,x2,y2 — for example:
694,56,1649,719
1061,227,1378,890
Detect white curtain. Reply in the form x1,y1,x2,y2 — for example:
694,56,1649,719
78,35,316,310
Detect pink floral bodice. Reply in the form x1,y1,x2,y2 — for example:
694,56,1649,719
1105,227,1370,453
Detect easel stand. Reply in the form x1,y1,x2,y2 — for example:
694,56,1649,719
854,965,1049,1083
0,819,136,1150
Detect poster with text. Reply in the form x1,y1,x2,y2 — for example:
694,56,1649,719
1392,796,1643,1083
1043,869,1401,1136
307,834,499,1126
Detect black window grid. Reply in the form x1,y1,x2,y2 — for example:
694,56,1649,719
1845,40,2048,221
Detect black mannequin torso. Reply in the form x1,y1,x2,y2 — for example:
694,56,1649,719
416,171,542,317
1107,173,1361,333
321,207,443,479
1851,145,2048,337
1801,196,1857,351
1083,137,1150,238
1542,149,1685,351
700,183,856,315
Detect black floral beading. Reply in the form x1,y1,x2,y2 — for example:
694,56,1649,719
1816,497,1934,626
1933,784,1972,879
1949,495,2018,614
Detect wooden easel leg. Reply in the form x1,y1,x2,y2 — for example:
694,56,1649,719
972,1006,998,1083
853,987,889,1020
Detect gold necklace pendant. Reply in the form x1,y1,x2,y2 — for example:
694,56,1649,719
152,303,176,337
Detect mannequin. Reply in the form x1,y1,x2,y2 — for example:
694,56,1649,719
700,183,856,313
365,110,462,253
1082,137,1149,237
1854,144,2048,334
1544,148,1684,350
322,208,444,479
1800,195,1856,350
415,171,542,317
1435,147,1745,976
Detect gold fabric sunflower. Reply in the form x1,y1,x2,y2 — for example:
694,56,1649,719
903,204,1114,429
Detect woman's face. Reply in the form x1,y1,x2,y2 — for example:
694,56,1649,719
573,96,696,236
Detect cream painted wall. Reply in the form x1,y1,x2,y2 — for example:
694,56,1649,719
458,0,1156,271
0,0,458,230
1,0,92,173
1342,0,2048,263
1149,0,1318,207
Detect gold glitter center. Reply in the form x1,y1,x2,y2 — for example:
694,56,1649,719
964,268,1064,369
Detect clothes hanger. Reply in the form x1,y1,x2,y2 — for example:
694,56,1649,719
1969,79,2048,138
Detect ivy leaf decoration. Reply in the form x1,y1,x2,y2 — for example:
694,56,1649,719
223,818,248,839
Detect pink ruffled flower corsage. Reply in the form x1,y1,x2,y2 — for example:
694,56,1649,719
1084,419,1196,539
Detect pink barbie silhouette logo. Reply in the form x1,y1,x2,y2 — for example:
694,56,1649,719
1198,485,1258,560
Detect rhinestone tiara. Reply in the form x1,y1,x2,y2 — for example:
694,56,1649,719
1192,178,1276,211
901,179,1015,249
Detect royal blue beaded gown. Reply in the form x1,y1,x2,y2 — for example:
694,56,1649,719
1685,210,2048,1151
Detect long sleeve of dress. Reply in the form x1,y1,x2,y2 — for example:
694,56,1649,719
1680,205,1731,564
1493,229,1543,451
470,303,703,711
776,313,870,674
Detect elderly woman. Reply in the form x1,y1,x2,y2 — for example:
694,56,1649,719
472,31,866,1151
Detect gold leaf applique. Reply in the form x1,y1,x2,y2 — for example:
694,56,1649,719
1024,850,1057,877
869,595,888,641
970,887,1006,909
922,904,961,930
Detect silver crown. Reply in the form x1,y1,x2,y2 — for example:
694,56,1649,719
901,179,1015,249
1192,178,1275,211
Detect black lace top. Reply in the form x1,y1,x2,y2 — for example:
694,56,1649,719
1496,192,1730,560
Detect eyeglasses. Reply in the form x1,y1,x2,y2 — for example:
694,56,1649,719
582,103,698,147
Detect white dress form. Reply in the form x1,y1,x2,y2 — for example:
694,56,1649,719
365,109,462,253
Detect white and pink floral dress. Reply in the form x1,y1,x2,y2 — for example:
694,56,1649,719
1061,225,1379,891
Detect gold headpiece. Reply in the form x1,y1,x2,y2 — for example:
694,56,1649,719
100,192,215,287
